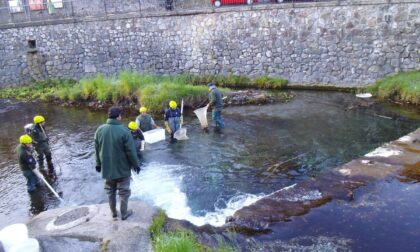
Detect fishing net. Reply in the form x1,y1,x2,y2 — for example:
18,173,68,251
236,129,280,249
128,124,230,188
194,105,209,128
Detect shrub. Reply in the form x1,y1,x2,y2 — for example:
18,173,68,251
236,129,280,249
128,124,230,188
366,71,420,105
254,76,288,89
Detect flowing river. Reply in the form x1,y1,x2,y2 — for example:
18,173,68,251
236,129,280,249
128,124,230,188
0,91,419,250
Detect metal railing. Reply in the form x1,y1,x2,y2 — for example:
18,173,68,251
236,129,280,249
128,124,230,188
0,0,390,26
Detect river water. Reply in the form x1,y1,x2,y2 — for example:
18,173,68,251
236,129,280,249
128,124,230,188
0,91,419,249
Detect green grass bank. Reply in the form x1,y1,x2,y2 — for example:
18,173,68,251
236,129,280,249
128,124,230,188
366,71,420,105
0,72,288,113
149,210,237,252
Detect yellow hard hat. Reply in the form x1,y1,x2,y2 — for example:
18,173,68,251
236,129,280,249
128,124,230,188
128,121,138,131
139,107,147,113
169,101,177,109
33,115,45,124
20,134,32,144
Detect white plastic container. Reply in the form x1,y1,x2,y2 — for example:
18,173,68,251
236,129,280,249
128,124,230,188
143,128,166,144
9,238,39,252
0,223,29,251
355,93,372,98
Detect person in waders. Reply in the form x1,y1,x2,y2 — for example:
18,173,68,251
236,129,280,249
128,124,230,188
16,134,40,192
164,100,182,140
135,107,158,132
95,107,141,221
128,121,145,158
29,115,54,170
207,83,225,132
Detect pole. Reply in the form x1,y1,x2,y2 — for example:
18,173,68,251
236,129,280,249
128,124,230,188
33,169,64,202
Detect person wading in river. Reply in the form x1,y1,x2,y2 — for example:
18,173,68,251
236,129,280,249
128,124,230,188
135,106,158,132
16,134,40,192
29,115,54,170
207,83,225,131
94,107,141,221
164,100,182,140
128,121,145,157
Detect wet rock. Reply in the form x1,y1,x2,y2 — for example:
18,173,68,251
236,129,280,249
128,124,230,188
400,162,420,182
246,235,352,252
36,236,100,252
27,201,157,252
225,216,235,223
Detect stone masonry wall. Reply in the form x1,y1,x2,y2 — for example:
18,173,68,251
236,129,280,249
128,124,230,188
0,1,419,87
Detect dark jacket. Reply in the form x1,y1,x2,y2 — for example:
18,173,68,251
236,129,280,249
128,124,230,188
94,119,139,180
209,87,223,112
164,108,181,121
131,129,145,141
30,124,48,145
16,144,36,171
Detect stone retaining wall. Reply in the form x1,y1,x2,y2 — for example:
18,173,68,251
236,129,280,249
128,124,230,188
0,0,418,87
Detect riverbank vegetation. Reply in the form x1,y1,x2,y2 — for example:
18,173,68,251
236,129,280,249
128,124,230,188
0,71,288,112
149,210,237,252
366,70,420,105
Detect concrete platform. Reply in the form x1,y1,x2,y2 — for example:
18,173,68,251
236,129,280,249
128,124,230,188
27,201,157,252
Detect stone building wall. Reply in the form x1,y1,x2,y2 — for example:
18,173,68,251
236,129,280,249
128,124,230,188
0,0,418,87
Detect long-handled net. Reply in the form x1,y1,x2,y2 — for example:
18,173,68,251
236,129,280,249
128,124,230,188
174,99,188,140
194,105,209,128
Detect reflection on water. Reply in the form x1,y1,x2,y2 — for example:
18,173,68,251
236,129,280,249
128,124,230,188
0,91,419,245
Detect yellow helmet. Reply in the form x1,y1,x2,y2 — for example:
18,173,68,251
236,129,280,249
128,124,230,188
139,107,147,113
33,115,45,124
128,121,138,131
169,101,177,109
20,134,33,144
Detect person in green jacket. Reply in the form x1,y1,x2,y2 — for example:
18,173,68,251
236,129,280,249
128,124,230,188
29,115,54,170
135,106,158,132
207,83,225,130
16,134,40,192
95,107,141,221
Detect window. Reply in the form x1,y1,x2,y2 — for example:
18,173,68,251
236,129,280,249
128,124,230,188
8,0,23,13
29,0,44,11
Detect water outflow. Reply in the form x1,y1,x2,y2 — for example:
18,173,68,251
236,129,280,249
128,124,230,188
131,162,264,226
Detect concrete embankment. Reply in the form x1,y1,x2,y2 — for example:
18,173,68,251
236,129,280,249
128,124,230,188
27,202,157,252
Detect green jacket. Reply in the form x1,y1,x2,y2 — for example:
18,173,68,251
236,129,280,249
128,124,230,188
94,119,139,180
209,87,223,112
16,144,36,171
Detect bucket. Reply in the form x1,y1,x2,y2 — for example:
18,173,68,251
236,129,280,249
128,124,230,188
194,105,209,128
143,128,166,144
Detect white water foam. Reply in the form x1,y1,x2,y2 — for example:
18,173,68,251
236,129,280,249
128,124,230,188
130,162,264,227
365,146,402,157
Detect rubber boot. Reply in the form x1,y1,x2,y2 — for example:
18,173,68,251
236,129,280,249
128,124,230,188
120,195,133,220
47,162,54,171
46,154,54,171
37,158,45,170
109,195,118,220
